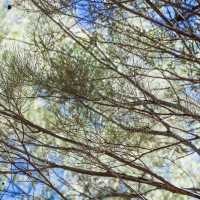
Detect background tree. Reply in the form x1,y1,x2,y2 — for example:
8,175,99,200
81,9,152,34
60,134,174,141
1,0,200,199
